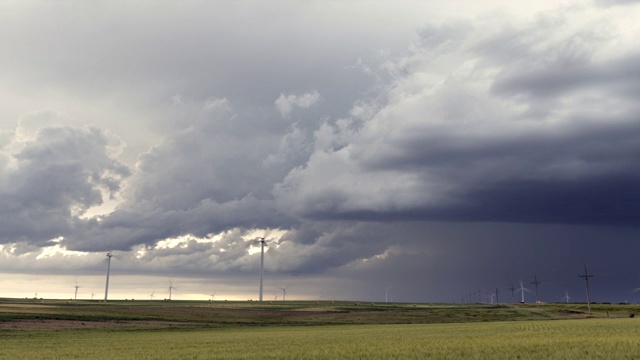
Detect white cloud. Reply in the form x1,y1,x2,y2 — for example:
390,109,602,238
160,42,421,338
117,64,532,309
274,90,321,118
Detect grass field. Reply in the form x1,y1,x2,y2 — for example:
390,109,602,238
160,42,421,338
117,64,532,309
3,319,640,359
1,299,640,359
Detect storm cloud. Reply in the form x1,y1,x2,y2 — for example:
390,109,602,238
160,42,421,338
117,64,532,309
1,1,640,302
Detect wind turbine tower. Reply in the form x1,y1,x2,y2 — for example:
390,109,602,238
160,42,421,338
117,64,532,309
385,286,391,303
258,237,267,302
517,281,527,303
280,287,288,301
168,282,176,300
104,252,113,301
74,283,80,300
563,291,571,304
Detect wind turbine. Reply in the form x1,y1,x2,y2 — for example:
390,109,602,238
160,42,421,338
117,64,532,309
516,281,528,303
168,282,176,300
150,291,155,300
210,291,216,301
258,237,267,302
91,289,95,301
489,292,496,304
563,291,571,304
74,282,80,300
104,252,113,301
385,286,391,303
280,287,289,301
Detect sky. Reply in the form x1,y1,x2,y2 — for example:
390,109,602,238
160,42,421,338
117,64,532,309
1,0,640,303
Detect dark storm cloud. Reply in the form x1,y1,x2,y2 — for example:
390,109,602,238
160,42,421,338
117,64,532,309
10,4,637,250
317,222,640,303
492,52,640,100
62,99,299,251
3,1,640,302
341,115,640,225
273,8,640,228
265,221,393,274
0,125,129,245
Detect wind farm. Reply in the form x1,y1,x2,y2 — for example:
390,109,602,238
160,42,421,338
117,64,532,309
2,235,639,360
0,237,624,307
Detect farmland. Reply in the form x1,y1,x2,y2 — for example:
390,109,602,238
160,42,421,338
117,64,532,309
1,299,640,359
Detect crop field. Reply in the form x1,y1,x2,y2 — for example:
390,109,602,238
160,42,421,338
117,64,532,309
1,299,640,359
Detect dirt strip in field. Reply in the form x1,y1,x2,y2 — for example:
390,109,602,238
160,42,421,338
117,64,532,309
0,319,190,330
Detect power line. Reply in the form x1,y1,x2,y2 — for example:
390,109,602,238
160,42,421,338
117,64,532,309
507,284,515,304
531,275,541,305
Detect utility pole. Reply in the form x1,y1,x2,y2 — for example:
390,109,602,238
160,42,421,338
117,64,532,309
579,265,594,315
507,284,515,303
531,275,541,305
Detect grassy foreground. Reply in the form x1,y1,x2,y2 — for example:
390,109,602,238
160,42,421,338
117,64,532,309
2,299,640,359
2,319,640,359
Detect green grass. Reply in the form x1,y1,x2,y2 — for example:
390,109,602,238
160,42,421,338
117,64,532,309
2,299,640,359
2,319,640,359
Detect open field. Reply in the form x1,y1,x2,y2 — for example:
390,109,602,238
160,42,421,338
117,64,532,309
1,299,640,359
3,319,640,359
